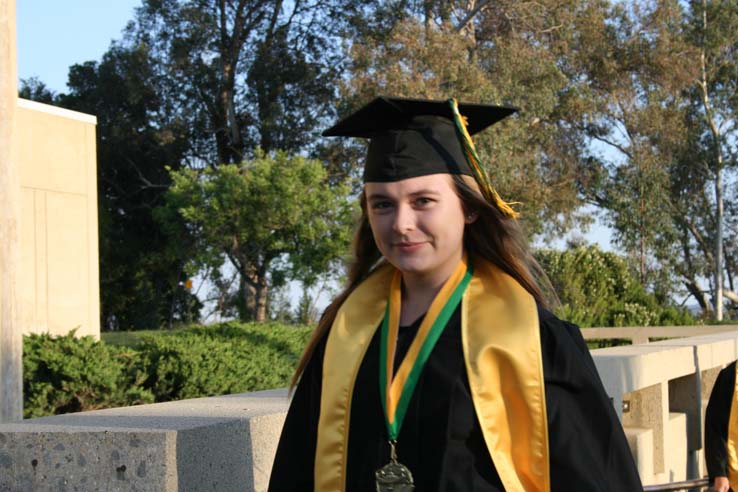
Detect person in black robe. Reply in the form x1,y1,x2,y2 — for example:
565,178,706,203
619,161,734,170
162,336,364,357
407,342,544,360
705,360,738,492
268,97,642,491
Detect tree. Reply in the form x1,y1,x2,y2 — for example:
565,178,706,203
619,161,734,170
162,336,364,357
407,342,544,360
340,1,610,237
126,0,345,165
160,151,354,321
682,0,738,319
57,44,200,330
18,77,55,103
568,0,694,293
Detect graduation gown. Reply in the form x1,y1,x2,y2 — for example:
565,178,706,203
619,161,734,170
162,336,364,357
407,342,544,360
705,361,738,485
268,304,642,491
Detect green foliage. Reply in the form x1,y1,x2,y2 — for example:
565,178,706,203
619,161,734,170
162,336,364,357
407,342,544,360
137,322,311,401
57,44,199,331
538,245,695,328
159,151,354,321
23,332,154,418
23,323,312,417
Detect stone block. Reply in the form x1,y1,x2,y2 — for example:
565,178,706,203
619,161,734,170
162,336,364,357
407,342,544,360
624,427,654,485
0,389,290,491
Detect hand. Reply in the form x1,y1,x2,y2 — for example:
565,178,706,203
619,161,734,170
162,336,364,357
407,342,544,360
714,476,731,492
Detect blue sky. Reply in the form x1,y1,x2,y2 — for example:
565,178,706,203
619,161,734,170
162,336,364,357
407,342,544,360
17,0,141,93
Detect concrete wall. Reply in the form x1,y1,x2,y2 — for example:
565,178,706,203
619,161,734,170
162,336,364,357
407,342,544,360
591,330,738,485
15,98,99,339
0,390,288,492
2,331,738,490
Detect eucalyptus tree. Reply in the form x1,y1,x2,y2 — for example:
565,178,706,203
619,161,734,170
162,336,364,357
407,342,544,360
681,0,738,319
341,0,603,237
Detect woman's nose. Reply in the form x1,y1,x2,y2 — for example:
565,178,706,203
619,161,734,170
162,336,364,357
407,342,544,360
392,204,415,233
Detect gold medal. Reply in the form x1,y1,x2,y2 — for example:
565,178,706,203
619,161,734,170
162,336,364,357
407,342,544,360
375,440,414,492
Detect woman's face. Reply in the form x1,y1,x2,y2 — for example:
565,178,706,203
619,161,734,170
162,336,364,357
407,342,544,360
365,173,473,283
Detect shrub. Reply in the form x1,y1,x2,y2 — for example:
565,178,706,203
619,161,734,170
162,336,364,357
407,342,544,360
137,322,312,401
537,245,695,328
24,322,313,416
23,331,154,418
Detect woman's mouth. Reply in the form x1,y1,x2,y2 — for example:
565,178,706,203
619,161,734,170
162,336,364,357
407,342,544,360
394,241,425,253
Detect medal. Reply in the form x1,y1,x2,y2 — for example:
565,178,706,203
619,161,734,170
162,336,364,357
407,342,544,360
376,257,472,490
375,440,414,492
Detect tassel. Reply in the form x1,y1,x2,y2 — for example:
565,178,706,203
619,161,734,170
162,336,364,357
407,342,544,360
447,98,519,219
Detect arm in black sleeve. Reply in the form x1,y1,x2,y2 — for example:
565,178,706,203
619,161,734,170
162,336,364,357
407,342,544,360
705,362,736,481
267,338,326,492
538,306,643,492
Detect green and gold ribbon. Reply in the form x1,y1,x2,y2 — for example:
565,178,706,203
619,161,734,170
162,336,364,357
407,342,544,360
447,97,520,219
315,256,549,492
379,257,473,440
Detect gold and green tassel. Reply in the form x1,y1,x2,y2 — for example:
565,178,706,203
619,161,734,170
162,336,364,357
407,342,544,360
447,98,519,219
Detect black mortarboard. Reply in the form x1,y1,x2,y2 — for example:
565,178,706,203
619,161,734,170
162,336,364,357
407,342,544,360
322,96,517,184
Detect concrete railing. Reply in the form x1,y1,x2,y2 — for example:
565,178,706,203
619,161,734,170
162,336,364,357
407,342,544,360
2,329,738,490
582,324,738,345
592,330,738,485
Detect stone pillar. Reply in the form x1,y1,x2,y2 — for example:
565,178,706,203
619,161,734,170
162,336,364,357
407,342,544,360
622,382,668,477
0,0,22,423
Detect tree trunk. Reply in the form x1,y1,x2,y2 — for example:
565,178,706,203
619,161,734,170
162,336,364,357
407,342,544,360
255,275,268,322
254,264,269,322
237,269,257,321
639,196,646,287
725,246,735,293
685,280,712,315
0,0,23,422
715,165,724,319
699,0,724,320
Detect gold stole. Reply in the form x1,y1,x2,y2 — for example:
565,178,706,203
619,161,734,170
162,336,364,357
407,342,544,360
314,258,549,492
728,362,738,486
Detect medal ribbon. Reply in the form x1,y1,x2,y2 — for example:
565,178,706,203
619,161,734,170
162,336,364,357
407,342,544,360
379,256,473,440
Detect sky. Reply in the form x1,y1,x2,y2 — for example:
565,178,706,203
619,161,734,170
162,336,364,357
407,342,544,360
17,0,141,93
15,0,615,253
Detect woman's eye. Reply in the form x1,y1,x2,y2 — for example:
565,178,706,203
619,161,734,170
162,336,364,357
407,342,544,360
371,201,392,210
414,197,433,207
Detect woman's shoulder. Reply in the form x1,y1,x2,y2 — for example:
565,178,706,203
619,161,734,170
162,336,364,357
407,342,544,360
537,304,582,336
536,303,591,359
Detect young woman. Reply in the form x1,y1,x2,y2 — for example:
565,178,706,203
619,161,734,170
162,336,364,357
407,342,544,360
268,97,642,492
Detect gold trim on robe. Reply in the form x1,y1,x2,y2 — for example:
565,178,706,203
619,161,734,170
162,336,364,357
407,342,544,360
314,258,549,492
728,363,738,487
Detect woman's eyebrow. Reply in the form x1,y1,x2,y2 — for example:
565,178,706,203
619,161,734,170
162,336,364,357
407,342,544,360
367,188,441,201
366,192,393,201
407,189,441,197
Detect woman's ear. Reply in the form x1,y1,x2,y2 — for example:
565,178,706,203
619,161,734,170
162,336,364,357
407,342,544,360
464,211,478,224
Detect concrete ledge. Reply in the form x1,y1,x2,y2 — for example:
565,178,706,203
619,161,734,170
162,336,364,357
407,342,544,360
581,325,738,344
0,389,289,492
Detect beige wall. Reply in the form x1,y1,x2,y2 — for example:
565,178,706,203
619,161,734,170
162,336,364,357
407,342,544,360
14,98,99,338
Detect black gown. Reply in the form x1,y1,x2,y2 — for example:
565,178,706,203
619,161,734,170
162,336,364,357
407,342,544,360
268,305,643,491
705,360,737,483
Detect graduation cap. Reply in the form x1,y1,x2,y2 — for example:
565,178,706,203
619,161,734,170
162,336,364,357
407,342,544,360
322,96,520,218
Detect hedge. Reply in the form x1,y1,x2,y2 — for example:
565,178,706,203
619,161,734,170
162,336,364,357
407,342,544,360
23,322,312,418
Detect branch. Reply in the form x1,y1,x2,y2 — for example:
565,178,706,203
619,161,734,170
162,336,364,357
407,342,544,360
454,0,492,33
724,289,738,304
590,134,633,160
125,157,169,190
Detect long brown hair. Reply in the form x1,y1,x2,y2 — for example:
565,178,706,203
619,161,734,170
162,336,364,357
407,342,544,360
290,174,554,387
